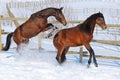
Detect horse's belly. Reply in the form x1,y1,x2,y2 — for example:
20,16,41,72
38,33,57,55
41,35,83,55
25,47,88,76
68,43,82,47
21,28,40,38
65,39,82,47
23,32,39,38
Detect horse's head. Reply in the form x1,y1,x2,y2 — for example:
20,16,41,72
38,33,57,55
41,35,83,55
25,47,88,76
96,12,107,29
54,7,67,26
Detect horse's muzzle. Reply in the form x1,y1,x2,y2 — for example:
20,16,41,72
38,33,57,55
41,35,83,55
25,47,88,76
63,22,67,26
103,25,107,29
64,23,67,26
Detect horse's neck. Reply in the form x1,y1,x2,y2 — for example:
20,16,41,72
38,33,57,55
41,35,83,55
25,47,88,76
89,21,96,34
35,9,56,18
82,18,96,35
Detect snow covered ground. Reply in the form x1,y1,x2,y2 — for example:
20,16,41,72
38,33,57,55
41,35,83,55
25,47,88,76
0,39,120,80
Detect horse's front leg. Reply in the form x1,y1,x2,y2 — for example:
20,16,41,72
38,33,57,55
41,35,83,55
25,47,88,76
56,46,65,64
61,47,69,62
43,23,58,37
89,49,98,67
92,50,98,67
84,43,98,67
42,23,57,31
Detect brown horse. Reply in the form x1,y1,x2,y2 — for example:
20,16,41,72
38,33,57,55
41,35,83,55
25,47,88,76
53,12,107,67
2,7,67,51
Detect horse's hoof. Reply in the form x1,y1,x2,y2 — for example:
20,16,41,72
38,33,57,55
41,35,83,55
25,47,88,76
87,64,90,68
56,57,62,64
61,56,66,63
48,33,52,38
55,26,58,29
61,58,66,63
95,63,98,67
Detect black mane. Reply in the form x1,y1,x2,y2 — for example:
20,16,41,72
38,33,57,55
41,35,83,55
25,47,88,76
79,12,104,33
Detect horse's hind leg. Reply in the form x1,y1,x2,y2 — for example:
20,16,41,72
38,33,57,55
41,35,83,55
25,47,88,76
22,38,29,45
61,47,69,63
56,46,65,64
16,39,29,55
14,36,29,54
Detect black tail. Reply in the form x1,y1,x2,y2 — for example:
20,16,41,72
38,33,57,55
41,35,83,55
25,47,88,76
2,32,14,51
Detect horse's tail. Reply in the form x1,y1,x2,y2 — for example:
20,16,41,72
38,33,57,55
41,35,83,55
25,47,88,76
2,32,14,51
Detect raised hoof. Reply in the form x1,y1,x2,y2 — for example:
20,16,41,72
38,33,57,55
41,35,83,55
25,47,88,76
54,26,58,29
47,33,53,38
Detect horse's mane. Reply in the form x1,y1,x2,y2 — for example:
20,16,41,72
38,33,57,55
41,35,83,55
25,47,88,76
31,7,58,18
79,12,103,33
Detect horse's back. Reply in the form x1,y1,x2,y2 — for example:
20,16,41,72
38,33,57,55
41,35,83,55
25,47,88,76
54,26,84,47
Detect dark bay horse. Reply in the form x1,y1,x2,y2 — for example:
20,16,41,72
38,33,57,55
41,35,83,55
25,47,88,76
2,7,67,51
53,12,107,67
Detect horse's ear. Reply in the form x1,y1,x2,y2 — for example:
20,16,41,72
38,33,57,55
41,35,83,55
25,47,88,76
60,7,63,11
